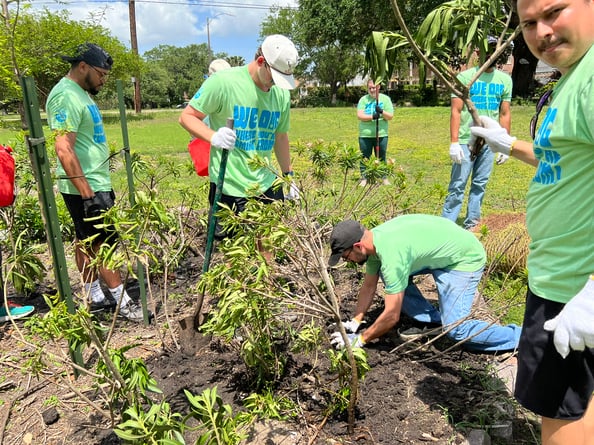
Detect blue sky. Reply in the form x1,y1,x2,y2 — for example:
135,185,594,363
26,0,297,63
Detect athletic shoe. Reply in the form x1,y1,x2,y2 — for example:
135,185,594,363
358,179,367,187
119,301,147,323
398,326,440,341
89,298,117,313
0,302,35,323
382,178,391,186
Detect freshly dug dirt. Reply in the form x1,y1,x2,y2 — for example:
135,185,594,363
0,213,539,445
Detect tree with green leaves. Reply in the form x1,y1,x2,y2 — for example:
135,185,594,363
1,7,141,110
366,0,519,155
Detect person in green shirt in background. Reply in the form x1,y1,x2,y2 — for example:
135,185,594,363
356,79,394,187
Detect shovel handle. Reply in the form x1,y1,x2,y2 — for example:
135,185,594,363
202,117,234,274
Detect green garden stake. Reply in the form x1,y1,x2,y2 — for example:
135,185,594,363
20,76,83,372
116,80,150,325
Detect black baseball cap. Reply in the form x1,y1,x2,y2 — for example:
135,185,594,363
328,220,365,266
61,43,113,71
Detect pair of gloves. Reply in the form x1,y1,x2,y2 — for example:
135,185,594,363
449,116,512,165
210,127,300,201
372,104,383,120
449,142,509,165
467,116,594,359
329,318,365,349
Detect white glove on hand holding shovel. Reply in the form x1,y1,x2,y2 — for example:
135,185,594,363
469,116,516,156
449,142,465,164
286,182,300,200
543,275,594,358
211,127,236,150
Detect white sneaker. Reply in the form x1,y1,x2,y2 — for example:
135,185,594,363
382,178,391,186
119,301,145,323
358,179,367,187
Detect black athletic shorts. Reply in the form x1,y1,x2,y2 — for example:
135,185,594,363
62,190,118,245
515,287,594,420
207,182,283,240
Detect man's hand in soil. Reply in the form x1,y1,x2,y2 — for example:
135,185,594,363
342,318,364,333
330,332,365,349
544,275,594,359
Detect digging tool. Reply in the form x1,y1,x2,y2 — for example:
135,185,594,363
375,84,380,159
179,117,234,354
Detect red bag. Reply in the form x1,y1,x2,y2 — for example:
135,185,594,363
0,144,15,207
187,138,211,177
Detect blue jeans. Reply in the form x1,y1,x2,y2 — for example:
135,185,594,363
401,269,521,352
442,144,494,229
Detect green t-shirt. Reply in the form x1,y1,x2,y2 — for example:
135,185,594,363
453,67,512,143
365,214,486,294
357,93,394,138
189,66,291,197
526,44,594,303
46,77,112,194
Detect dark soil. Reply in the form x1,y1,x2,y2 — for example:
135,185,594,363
0,213,540,445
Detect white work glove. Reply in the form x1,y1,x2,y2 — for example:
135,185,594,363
449,142,465,164
495,153,509,165
210,127,236,150
330,332,365,349
343,318,364,333
543,276,594,358
469,116,516,156
286,182,300,201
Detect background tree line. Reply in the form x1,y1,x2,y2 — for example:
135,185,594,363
1,0,541,114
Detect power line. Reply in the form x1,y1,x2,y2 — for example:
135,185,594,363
32,0,297,11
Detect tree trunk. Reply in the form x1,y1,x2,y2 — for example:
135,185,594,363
511,33,539,98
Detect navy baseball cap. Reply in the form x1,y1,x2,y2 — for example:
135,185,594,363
61,43,113,70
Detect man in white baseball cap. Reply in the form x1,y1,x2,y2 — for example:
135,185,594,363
261,34,298,90
179,35,300,261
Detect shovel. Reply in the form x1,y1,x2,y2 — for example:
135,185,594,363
179,117,234,354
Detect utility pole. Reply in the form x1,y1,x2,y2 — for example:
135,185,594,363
206,12,233,65
129,0,141,113
207,17,212,64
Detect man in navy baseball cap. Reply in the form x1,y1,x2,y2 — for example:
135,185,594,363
61,43,113,71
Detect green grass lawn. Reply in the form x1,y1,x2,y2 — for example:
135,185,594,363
1,104,536,218
1,104,535,324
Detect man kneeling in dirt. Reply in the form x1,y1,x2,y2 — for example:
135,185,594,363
328,214,520,352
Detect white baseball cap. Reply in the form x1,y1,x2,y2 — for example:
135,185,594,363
208,58,231,75
262,35,298,90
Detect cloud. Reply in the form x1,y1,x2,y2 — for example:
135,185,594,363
37,1,295,51
31,0,296,62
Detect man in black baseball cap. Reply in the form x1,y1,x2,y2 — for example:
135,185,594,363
327,215,521,353
61,43,113,71
328,220,365,266
46,42,148,323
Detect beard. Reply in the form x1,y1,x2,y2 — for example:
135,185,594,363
84,73,101,96
356,255,368,266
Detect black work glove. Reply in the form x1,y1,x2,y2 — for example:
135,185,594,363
375,105,383,115
372,112,380,120
83,195,109,219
